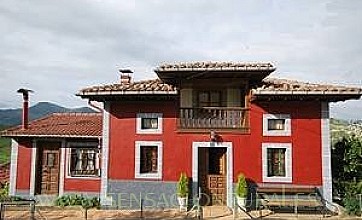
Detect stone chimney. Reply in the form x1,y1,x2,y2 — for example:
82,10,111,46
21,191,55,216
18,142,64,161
119,69,133,84
17,88,33,130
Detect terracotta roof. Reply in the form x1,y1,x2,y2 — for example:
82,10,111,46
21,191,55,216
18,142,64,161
253,78,362,95
78,78,361,98
77,79,177,96
155,61,275,72
0,113,102,138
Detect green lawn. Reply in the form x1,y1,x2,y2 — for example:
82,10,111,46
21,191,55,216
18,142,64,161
0,137,10,165
0,125,11,164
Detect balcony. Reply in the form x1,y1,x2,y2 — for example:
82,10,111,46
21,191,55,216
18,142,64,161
178,107,249,130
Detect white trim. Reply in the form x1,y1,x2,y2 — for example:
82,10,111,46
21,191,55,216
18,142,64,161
79,90,178,96
100,102,112,206
134,141,163,179
262,143,292,183
65,142,101,179
136,113,163,134
3,134,101,138
9,139,19,196
58,140,66,196
192,142,233,207
253,90,361,95
29,140,37,197
263,114,291,136
321,102,333,209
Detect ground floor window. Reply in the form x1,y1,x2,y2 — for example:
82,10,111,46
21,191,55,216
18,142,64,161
69,147,100,177
135,141,162,179
262,143,292,183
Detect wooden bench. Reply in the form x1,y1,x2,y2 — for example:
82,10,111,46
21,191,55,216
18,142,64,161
0,199,36,220
256,186,327,216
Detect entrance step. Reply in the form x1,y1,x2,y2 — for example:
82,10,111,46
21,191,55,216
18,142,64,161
35,194,57,206
202,205,232,218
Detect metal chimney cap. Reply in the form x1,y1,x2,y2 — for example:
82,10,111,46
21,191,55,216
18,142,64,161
17,88,34,94
119,69,133,74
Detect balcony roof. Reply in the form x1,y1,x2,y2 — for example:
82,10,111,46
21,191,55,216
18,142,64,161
154,61,276,84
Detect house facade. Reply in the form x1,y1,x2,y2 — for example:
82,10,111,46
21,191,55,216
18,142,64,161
1,113,102,200
2,61,361,209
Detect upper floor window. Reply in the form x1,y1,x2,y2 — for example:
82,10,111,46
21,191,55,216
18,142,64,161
263,114,291,136
196,90,226,107
136,113,163,134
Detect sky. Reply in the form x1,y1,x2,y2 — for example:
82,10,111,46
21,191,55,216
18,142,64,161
0,0,361,119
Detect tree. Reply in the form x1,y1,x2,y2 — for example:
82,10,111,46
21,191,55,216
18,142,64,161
332,136,362,215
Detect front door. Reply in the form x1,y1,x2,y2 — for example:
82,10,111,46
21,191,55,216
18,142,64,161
35,142,60,195
198,147,227,205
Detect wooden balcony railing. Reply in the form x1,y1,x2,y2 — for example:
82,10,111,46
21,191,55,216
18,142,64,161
178,107,249,130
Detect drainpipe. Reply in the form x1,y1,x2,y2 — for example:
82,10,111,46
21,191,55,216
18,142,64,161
17,88,33,130
88,100,103,113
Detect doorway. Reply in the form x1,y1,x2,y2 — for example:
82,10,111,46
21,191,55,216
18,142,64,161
35,142,61,195
198,147,227,205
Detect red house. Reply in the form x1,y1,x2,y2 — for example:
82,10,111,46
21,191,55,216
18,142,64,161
2,61,361,209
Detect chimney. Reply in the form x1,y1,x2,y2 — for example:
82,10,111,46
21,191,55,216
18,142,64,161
119,69,133,84
17,88,33,130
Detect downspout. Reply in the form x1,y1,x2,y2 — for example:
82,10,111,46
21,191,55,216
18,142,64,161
88,100,102,113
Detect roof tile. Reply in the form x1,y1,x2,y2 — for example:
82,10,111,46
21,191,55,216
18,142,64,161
1,113,102,138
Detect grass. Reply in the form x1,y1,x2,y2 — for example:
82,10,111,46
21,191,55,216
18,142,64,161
0,125,11,165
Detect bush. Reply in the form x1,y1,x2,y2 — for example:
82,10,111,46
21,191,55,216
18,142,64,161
0,182,23,202
55,194,100,209
235,173,248,198
177,172,189,198
342,181,362,216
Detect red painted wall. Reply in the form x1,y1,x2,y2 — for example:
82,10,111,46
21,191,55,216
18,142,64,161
16,140,32,190
108,100,323,186
64,178,100,192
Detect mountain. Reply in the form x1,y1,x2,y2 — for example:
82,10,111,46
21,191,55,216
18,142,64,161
0,102,96,126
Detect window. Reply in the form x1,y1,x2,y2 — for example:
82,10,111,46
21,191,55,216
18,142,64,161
136,113,163,134
135,141,162,179
262,143,292,183
140,146,158,173
196,90,226,107
267,148,286,177
263,114,291,136
69,148,100,177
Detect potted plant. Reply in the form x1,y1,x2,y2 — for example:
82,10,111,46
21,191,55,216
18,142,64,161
235,173,248,209
177,172,189,211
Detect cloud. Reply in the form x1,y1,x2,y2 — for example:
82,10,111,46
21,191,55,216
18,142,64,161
0,0,360,118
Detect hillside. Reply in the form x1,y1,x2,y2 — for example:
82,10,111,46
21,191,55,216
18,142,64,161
0,102,96,126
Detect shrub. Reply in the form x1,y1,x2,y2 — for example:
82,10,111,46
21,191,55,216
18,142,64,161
177,172,189,198
0,182,23,202
55,194,100,209
343,181,362,216
235,173,248,198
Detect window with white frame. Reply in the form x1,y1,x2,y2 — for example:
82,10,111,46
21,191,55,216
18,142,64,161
136,113,163,134
263,114,291,136
68,144,100,178
135,141,162,179
262,143,292,183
